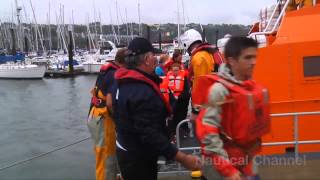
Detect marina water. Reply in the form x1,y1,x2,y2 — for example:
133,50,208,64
0,76,97,179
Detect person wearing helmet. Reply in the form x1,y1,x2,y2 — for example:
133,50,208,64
180,29,224,119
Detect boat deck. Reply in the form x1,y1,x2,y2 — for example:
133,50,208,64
159,158,320,180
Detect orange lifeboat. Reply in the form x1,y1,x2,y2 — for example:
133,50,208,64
250,2,320,154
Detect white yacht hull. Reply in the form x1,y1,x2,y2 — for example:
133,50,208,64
0,65,46,79
83,63,103,73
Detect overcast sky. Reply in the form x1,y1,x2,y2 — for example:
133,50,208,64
0,0,276,25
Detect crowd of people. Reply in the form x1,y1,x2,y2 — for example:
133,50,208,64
87,28,270,180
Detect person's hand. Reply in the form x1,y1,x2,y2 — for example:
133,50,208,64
184,154,202,171
224,171,242,180
190,112,198,122
175,151,202,171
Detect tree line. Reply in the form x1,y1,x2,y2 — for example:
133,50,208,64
0,22,251,52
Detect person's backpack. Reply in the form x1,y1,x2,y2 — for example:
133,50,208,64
195,74,271,145
191,43,224,72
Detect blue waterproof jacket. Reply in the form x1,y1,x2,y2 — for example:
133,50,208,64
113,68,178,160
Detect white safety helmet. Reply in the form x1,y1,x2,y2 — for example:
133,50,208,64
224,34,232,38
180,29,202,50
217,34,232,53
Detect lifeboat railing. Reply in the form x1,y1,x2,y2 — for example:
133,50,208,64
168,111,320,173
250,0,291,38
263,0,283,33
251,0,318,39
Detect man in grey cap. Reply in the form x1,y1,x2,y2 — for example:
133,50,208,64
112,37,201,180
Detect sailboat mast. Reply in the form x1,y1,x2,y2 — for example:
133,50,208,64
87,14,96,50
177,0,180,47
60,4,67,52
72,9,76,51
116,0,121,45
125,8,129,45
48,1,52,53
181,0,186,31
99,11,103,36
0,20,4,49
109,6,119,45
130,21,134,40
55,9,60,51
14,0,22,51
29,0,45,53
22,4,33,52
138,0,141,36
3,22,10,50
93,0,98,47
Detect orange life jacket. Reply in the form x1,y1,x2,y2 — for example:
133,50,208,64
195,74,271,145
159,76,170,104
167,71,185,98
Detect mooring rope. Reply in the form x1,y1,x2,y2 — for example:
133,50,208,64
0,136,91,172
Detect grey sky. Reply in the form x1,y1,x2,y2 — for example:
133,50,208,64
0,0,276,25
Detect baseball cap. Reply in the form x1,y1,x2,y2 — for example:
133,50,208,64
128,37,158,56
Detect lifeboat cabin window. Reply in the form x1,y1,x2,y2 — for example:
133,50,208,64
303,56,320,77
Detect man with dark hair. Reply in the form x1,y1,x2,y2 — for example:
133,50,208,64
87,48,128,180
195,37,270,180
113,37,201,180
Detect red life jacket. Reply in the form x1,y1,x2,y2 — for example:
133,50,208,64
190,43,224,72
90,62,119,108
100,61,119,72
195,74,270,145
115,68,172,113
167,71,185,98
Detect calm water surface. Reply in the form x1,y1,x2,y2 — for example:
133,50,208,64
0,76,97,179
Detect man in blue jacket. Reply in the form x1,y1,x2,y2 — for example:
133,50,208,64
113,37,201,180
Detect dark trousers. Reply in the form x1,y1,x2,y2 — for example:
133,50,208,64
117,148,158,180
168,96,190,137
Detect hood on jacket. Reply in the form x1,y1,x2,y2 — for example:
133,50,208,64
115,68,141,80
217,63,242,84
114,67,172,113
115,68,162,84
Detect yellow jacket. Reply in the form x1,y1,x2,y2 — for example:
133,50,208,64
191,50,214,95
90,89,110,118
